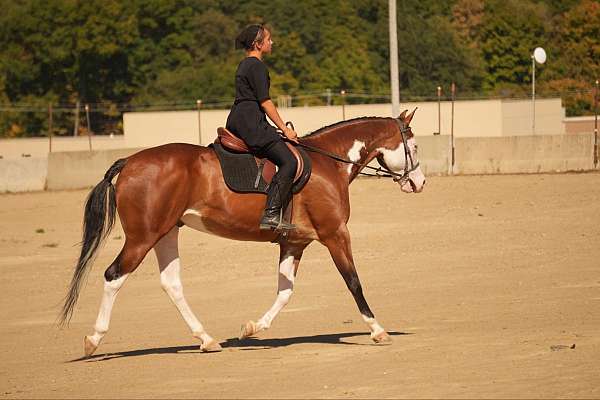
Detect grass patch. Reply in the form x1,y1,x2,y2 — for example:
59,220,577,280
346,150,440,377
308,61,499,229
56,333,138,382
35,228,45,234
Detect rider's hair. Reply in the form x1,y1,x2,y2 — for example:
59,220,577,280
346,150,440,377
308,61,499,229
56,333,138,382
235,24,269,51
252,26,267,49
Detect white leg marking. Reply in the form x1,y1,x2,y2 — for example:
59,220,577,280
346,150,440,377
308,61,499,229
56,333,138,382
155,227,214,345
347,140,366,175
362,314,385,336
89,273,129,347
256,254,296,331
181,209,211,234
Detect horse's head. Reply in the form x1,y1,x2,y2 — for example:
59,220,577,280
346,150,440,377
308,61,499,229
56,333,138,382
376,108,426,193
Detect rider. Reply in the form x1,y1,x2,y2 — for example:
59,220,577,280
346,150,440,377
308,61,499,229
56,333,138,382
226,24,299,231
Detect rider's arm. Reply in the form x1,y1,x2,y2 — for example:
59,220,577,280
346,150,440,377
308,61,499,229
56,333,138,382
260,99,286,131
261,99,298,142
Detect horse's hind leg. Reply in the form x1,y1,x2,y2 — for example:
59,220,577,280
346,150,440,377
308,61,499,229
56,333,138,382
154,226,221,352
240,242,309,339
84,238,153,357
322,224,391,344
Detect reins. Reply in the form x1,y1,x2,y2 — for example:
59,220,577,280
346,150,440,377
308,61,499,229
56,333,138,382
283,121,419,184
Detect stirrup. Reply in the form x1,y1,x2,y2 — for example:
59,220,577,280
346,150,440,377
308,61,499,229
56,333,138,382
259,208,295,231
259,220,296,231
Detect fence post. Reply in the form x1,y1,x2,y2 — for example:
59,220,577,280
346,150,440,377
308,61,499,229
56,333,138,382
196,99,202,145
85,104,92,151
48,103,53,153
73,100,80,137
451,83,456,174
594,79,598,168
436,86,442,135
340,90,346,120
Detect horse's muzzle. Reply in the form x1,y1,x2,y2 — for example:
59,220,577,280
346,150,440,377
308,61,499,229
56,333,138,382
400,168,425,193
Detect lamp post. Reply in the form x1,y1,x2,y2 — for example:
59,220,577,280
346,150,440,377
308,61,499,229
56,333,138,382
531,47,547,134
389,0,400,117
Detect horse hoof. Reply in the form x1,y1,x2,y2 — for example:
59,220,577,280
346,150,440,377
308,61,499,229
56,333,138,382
84,336,98,357
200,339,223,353
239,320,258,340
372,331,392,345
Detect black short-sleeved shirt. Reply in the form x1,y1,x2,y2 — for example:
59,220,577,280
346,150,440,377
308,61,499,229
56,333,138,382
234,57,270,103
226,57,280,154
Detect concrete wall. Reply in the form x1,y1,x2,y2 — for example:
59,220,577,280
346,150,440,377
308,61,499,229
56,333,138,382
122,98,564,148
46,148,143,190
0,157,48,192
2,98,565,160
501,98,565,136
122,111,200,149
564,116,598,135
454,133,594,174
0,135,126,159
1,133,596,193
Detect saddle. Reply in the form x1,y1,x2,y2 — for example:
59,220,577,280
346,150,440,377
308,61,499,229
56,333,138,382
212,127,312,195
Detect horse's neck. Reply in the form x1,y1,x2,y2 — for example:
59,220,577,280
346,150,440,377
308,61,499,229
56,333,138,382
302,119,394,181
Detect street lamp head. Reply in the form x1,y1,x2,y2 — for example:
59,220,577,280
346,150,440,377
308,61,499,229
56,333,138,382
533,47,546,64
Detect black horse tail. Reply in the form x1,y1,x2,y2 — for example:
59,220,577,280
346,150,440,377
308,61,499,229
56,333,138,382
59,158,128,326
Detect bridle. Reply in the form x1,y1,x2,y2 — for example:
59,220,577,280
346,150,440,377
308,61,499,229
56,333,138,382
284,119,420,184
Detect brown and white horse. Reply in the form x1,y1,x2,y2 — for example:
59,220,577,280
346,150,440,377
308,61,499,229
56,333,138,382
60,110,425,356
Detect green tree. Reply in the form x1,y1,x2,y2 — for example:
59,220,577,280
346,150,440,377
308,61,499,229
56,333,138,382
478,0,551,91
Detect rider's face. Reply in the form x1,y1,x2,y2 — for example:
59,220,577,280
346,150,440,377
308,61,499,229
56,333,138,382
258,30,272,54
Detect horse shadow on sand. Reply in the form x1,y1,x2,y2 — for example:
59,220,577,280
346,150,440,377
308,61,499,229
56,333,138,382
68,331,411,363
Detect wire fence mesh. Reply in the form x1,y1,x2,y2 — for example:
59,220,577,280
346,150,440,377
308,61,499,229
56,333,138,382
0,85,598,138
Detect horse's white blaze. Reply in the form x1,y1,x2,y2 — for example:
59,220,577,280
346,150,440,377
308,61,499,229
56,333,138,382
347,140,366,175
181,208,211,235
155,227,214,345
89,273,129,346
362,314,385,336
256,254,296,331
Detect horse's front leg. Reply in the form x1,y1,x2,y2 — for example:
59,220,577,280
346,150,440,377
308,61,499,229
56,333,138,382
239,242,309,339
321,223,392,344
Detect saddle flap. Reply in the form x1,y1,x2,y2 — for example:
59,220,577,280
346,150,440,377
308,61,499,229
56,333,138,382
212,143,312,195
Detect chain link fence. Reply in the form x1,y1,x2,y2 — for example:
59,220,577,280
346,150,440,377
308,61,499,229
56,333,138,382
1,84,598,139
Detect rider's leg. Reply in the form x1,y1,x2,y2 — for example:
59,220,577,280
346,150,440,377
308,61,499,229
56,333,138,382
259,141,297,230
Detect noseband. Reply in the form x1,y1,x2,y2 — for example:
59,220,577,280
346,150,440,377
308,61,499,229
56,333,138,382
287,119,419,184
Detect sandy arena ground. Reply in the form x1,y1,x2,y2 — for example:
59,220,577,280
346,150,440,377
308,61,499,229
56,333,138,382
1,173,599,398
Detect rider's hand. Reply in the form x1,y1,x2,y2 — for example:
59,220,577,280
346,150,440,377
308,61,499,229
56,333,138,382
283,127,299,143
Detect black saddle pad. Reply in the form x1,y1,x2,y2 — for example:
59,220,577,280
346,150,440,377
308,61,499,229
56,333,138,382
211,143,312,194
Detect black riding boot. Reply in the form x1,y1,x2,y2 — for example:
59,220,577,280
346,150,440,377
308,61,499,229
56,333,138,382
259,176,295,231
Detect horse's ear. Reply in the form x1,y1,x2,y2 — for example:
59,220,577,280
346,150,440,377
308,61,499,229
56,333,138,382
405,107,418,125
398,110,408,120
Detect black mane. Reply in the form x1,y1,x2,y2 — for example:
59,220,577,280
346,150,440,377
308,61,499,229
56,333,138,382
302,116,395,138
